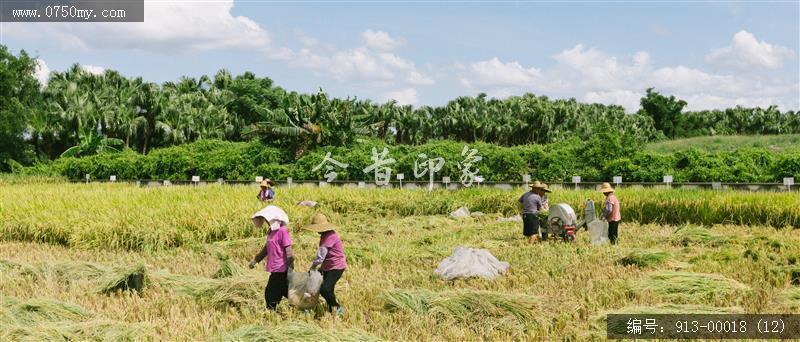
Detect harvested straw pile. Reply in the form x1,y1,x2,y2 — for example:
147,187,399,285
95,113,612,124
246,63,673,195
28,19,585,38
774,288,800,311
220,322,380,342
671,225,730,247
0,297,153,341
212,252,244,279
2,319,153,341
383,289,540,325
97,263,148,295
0,297,89,325
632,271,750,304
56,262,109,283
617,249,671,268
770,265,800,285
151,272,262,309
0,259,43,280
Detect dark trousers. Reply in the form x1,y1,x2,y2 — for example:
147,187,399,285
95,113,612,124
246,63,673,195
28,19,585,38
608,220,620,245
320,269,344,311
522,213,540,237
265,272,288,310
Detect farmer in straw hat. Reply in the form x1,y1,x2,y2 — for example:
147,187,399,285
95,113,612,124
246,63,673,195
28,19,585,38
599,182,621,245
303,213,347,316
519,181,547,243
541,183,552,211
257,179,275,202
249,205,295,310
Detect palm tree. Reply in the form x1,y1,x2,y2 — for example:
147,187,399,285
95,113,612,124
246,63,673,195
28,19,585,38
244,90,371,158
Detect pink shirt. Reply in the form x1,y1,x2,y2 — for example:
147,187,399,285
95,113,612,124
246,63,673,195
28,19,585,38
605,194,621,222
264,227,292,273
319,231,347,271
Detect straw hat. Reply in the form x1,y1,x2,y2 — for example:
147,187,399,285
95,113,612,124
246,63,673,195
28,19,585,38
529,181,546,189
260,179,272,187
541,183,552,193
303,213,337,233
599,182,615,193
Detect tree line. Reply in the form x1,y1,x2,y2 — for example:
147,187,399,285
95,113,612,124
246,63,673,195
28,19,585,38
1,45,799,171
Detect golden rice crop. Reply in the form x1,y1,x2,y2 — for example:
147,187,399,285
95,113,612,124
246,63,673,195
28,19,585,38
0,183,797,252
0,182,798,340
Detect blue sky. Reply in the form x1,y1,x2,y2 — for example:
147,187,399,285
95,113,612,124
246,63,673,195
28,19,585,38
4,0,799,111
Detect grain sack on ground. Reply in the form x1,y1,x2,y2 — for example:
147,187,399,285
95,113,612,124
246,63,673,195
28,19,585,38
434,247,509,280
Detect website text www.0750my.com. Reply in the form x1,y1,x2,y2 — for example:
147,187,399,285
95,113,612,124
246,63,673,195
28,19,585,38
11,6,126,20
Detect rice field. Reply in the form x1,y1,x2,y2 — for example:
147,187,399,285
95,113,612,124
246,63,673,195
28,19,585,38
0,183,798,340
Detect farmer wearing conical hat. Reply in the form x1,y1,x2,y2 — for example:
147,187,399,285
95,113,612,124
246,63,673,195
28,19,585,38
304,213,347,316
249,205,295,310
541,183,552,211
599,182,621,245
257,179,275,202
519,181,546,243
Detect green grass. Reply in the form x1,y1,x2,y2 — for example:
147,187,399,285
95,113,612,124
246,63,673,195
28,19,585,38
646,134,800,153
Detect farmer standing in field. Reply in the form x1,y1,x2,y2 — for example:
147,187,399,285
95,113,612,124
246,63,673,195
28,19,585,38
257,179,275,202
519,181,546,243
541,183,551,211
303,213,347,317
600,183,621,245
248,205,295,310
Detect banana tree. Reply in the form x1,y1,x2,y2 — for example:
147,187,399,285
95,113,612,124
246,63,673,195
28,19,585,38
60,129,123,157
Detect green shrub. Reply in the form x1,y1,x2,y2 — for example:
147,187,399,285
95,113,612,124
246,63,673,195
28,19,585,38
28,138,800,183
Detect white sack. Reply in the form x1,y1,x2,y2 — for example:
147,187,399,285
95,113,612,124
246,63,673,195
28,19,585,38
434,247,509,281
287,269,323,309
450,207,471,219
588,220,609,245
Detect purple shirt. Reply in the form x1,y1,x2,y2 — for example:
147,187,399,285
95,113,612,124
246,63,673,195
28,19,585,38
257,188,275,201
264,227,292,273
315,231,346,271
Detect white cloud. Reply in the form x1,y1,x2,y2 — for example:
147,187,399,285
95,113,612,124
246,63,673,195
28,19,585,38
81,65,106,75
408,71,435,85
383,88,418,105
274,30,434,87
551,45,648,91
5,0,271,52
650,66,744,94
705,30,795,69
34,59,51,86
459,43,798,112
295,30,319,48
463,57,541,87
633,51,650,66
362,29,404,51
584,90,643,110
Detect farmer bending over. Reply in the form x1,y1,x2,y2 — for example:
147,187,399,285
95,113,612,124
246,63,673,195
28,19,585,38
519,181,546,243
249,206,295,310
304,213,347,316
